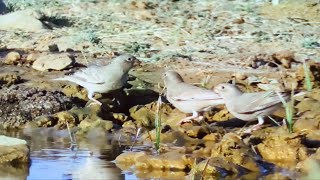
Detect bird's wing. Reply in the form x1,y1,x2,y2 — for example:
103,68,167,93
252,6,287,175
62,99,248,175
234,91,289,114
71,65,106,84
168,83,222,101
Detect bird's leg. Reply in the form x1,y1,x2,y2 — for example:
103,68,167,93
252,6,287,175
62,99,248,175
244,116,265,133
112,98,121,105
196,115,204,122
87,91,102,106
253,116,265,130
177,111,199,125
194,112,205,123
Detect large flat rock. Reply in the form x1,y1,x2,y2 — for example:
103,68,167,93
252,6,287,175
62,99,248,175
0,135,29,164
0,10,47,32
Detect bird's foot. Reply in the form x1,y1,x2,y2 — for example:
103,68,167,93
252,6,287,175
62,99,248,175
112,98,121,105
177,116,204,125
177,111,201,125
243,117,265,134
243,128,252,134
177,119,193,125
87,99,102,106
197,116,204,121
243,124,262,134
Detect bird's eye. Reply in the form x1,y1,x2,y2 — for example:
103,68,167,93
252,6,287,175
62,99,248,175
127,58,132,61
162,73,168,78
221,86,225,89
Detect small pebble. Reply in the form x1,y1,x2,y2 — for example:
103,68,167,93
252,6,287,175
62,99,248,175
4,51,21,65
235,73,247,80
26,53,37,63
232,17,245,24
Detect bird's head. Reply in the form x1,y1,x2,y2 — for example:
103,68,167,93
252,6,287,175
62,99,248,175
114,54,141,72
214,83,243,99
163,70,184,86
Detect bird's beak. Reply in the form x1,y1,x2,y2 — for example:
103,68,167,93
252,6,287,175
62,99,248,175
213,87,219,93
161,73,166,79
133,59,141,66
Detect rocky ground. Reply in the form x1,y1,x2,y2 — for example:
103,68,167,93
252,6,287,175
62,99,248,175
0,135,29,179
0,0,320,179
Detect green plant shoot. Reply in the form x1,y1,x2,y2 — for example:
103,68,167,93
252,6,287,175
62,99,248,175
303,60,312,91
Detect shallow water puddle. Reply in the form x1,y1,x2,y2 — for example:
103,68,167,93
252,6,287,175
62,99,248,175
29,149,122,179
1,130,138,180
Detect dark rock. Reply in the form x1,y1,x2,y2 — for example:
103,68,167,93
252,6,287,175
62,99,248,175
211,133,260,171
0,85,77,128
0,0,6,14
0,72,22,87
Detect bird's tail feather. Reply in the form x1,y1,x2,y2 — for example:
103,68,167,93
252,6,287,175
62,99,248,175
52,76,78,83
52,76,88,89
293,91,307,97
52,77,67,81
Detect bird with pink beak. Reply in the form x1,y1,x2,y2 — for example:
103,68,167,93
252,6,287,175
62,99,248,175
163,70,225,125
214,83,293,133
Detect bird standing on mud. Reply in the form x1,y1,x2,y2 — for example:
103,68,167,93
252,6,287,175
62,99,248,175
163,70,225,124
54,54,140,105
214,83,294,133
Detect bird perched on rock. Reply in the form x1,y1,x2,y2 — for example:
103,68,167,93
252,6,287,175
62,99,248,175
54,54,140,106
163,71,225,124
214,83,296,133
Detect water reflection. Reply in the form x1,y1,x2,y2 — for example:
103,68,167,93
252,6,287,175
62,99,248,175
0,128,129,180
0,163,29,180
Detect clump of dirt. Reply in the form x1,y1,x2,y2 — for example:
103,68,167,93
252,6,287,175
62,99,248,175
129,101,177,128
297,148,320,174
0,85,76,128
195,157,248,179
260,1,320,22
248,128,309,168
210,133,260,171
0,72,22,87
115,151,189,178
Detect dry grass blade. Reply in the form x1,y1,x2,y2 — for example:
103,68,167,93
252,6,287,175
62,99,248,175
81,49,89,65
66,119,77,150
130,127,142,151
303,60,312,91
201,159,210,180
190,158,197,180
154,95,162,153
267,115,281,126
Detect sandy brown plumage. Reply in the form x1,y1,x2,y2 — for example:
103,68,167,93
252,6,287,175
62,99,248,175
164,71,224,124
214,83,292,132
54,54,140,105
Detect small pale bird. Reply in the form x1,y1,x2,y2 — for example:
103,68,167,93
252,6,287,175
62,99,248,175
163,71,225,124
214,83,292,132
53,54,140,106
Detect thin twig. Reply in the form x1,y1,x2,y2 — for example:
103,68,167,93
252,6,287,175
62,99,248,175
238,121,250,134
100,28,168,38
81,49,89,65
66,120,74,143
201,159,210,180
154,95,162,152
130,127,142,151
267,115,281,126
190,157,197,180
